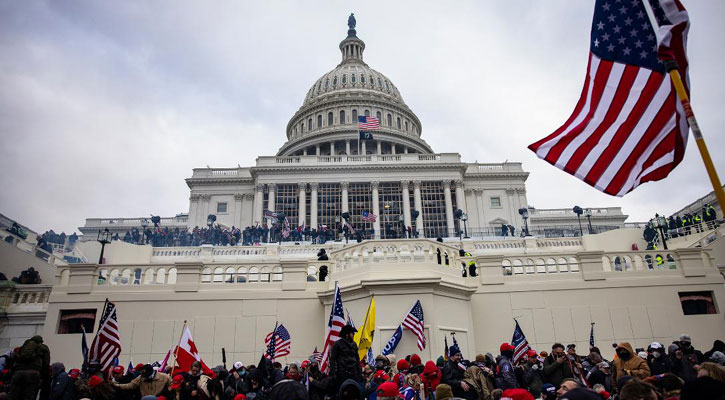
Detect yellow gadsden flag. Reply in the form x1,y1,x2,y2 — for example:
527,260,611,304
354,296,375,360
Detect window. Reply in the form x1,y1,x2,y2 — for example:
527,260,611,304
364,109,370,117
360,74,365,84
325,78,329,87
376,111,382,122
378,77,382,87
397,117,401,129
340,110,345,124
348,183,373,232
58,309,96,334
387,114,392,126
318,183,341,230
217,203,227,213
351,74,356,83
308,118,312,131
275,184,300,226
421,181,449,238
379,182,403,239
352,109,358,122
405,121,409,131
328,112,333,126
333,76,338,86
317,115,322,128
342,74,347,84
490,197,502,208
679,291,717,315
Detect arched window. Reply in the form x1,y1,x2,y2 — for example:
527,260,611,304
351,74,356,83
397,117,402,129
352,109,358,122
317,115,322,128
260,267,271,282
249,267,259,282
333,76,338,86
167,268,177,284
360,75,365,84
213,267,224,283
328,112,333,126
340,110,345,124
201,268,211,283
325,78,329,87
364,110,370,117
272,266,283,281
376,111,381,121
377,77,382,87
236,267,247,283
369,75,374,86
300,122,304,133
385,80,390,90
405,121,409,131
225,267,235,283
308,118,312,131
387,114,392,126
156,268,167,284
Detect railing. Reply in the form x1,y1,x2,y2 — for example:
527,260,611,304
467,162,524,173
528,207,622,216
502,255,581,275
86,216,189,227
449,225,621,239
326,239,461,273
254,153,463,167
0,230,65,266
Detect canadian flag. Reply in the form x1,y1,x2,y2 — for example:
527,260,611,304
173,326,215,377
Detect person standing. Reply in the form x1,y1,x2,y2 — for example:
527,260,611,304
543,343,573,389
442,344,470,398
9,335,50,400
329,325,362,393
611,343,650,384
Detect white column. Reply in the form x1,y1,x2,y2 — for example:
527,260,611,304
330,141,335,155
506,188,517,228
298,182,307,227
444,180,455,238
345,140,351,155
362,141,367,155
413,180,424,234
391,144,396,154
310,182,318,229
241,193,254,227
303,148,307,156
201,194,211,224
234,193,243,228
402,181,411,231
267,184,276,212
341,181,349,213
189,194,200,227
454,179,467,214
316,144,320,156
466,189,480,229
404,147,408,154
253,184,264,225
371,181,380,239
377,140,382,155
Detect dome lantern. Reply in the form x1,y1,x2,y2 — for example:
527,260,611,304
340,13,365,64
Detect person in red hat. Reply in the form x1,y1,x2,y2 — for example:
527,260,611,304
421,360,442,398
521,349,544,398
497,343,519,390
501,387,535,400
409,354,423,374
376,381,401,400
89,374,119,400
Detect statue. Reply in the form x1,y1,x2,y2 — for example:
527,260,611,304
348,13,356,30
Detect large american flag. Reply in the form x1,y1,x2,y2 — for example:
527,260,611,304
265,323,291,359
402,300,426,351
89,299,122,372
529,0,690,196
511,320,530,364
358,116,380,130
320,284,346,372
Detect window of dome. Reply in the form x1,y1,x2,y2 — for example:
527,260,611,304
351,74,356,83
397,117,401,129
327,112,333,126
364,110,370,117
340,110,345,124
376,111,381,122
308,118,312,131
352,109,358,122
377,77,382,87
333,76,338,86
317,115,322,128
317,82,322,92
342,75,347,84
385,80,390,91
300,122,304,133
405,121,409,131
387,114,392,127
360,75,365,83
325,78,329,88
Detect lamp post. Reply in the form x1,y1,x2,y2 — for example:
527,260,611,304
97,228,111,264
573,206,584,236
585,208,593,234
518,208,530,236
656,214,669,250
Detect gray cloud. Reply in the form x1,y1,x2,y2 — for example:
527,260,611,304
1,1,723,234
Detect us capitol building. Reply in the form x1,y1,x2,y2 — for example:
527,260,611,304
1,18,723,368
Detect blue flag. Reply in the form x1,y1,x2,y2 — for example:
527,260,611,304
128,360,134,373
366,347,375,366
382,325,403,356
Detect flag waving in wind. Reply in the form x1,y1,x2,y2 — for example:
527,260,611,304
265,324,291,359
528,0,690,196
512,320,531,364
320,283,346,372
354,296,376,360
88,299,121,373
173,325,215,377
402,300,426,351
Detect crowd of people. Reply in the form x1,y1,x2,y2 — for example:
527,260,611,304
642,204,720,250
1,332,724,400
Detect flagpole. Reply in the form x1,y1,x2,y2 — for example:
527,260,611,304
172,320,187,374
641,0,725,214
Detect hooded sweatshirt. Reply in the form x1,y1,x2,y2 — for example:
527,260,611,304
421,361,442,395
612,342,650,383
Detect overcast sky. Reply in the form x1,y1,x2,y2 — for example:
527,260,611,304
1,1,723,234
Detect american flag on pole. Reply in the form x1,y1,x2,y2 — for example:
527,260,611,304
320,283,346,372
361,211,377,222
528,0,690,196
265,323,291,359
401,300,426,351
358,116,380,130
511,320,531,364
88,299,122,372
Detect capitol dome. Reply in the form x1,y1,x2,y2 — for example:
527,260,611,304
277,17,433,156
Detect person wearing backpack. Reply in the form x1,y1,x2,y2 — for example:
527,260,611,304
9,335,50,400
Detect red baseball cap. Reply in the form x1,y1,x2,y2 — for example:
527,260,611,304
112,366,124,374
233,395,247,400
501,388,535,400
500,343,514,353
526,349,538,358
68,369,81,379
377,381,400,397
300,360,310,368
373,370,390,381
171,374,184,390
135,363,144,371
397,359,409,371
88,375,103,388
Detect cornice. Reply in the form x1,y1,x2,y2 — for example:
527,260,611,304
251,163,467,176
185,177,254,188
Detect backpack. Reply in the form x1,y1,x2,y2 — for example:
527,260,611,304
17,339,40,364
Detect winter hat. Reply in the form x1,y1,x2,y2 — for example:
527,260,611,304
637,351,648,359
68,369,81,379
649,342,663,350
500,343,514,353
88,375,103,388
170,374,184,390
112,366,124,374
678,334,692,343
233,395,246,400
409,354,422,366
435,383,454,400
709,351,725,365
596,361,609,370
526,349,538,358
667,343,680,355
449,344,461,356
501,388,535,400
233,361,244,370
397,359,409,371
558,387,601,400
475,354,486,363
339,324,357,336
542,383,556,400
377,381,400,397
